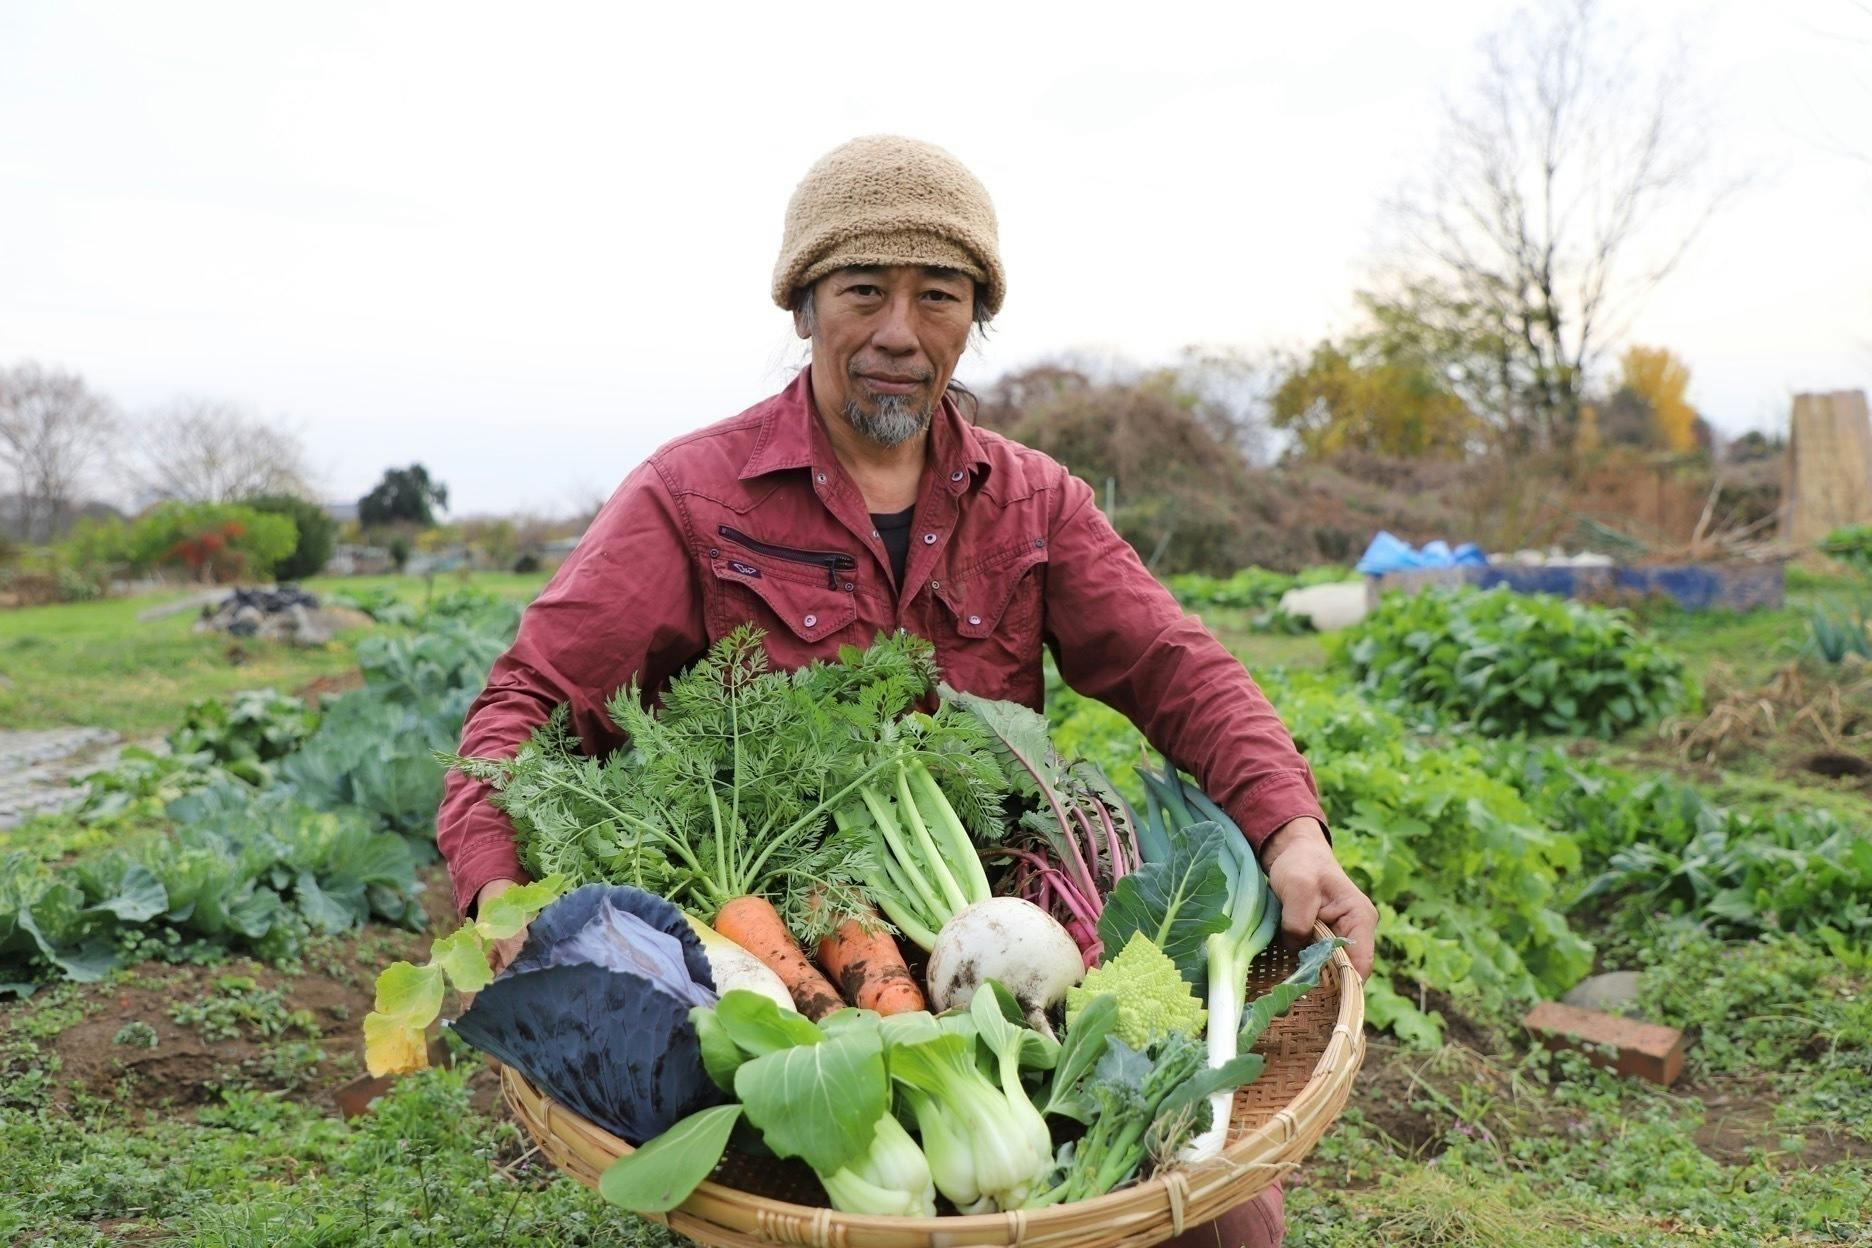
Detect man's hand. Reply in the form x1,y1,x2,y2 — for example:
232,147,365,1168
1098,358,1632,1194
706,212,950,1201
459,878,531,1010
1260,816,1377,980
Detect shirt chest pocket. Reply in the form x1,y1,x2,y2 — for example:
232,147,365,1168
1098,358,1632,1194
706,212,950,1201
706,540,858,647
934,538,1049,644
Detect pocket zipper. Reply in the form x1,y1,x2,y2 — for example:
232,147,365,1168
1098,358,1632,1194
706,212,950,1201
718,526,857,590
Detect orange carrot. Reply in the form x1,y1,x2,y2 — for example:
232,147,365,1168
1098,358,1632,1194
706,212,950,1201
714,896,844,1020
817,912,927,1016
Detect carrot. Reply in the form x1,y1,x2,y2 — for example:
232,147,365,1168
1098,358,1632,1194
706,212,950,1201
714,896,844,1020
817,912,927,1015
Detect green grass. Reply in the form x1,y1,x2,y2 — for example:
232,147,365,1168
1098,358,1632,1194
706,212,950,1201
0,572,548,736
1642,572,1865,690
0,1062,681,1247
302,570,549,607
1196,605,1330,671
1289,927,1872,1246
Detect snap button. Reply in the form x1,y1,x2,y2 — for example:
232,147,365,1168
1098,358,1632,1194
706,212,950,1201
870,528,881,539
930,579,940,591
1035,538,1046,548
922,532,936,545
842,581,855,592
949,470,965,482
967,614,981,626
803,614,818,628
815,472,827,485
708,547,720,558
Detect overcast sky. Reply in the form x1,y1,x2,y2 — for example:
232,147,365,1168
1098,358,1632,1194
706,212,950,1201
3,1,1869,516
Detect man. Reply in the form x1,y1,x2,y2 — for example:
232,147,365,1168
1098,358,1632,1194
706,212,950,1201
438,135,1378,1248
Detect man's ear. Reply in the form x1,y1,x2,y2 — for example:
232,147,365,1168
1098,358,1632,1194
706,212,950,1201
792,307,811,340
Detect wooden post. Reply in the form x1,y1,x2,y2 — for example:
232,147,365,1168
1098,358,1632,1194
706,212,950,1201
1780,390,1872,546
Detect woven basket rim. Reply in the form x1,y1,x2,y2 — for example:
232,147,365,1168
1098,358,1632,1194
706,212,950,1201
500,921,1365,1240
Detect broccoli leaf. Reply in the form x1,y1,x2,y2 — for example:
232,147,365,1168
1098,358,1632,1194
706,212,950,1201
1042,992,1117,1120
1096,822,1231,987
1238,936,1348,1049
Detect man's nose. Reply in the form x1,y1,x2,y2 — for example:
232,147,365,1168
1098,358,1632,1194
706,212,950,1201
870,292,918,354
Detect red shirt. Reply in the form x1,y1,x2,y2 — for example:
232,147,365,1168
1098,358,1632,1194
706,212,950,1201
438,369,1328,915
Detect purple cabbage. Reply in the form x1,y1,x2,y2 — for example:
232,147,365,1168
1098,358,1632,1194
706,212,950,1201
450,883,723,1144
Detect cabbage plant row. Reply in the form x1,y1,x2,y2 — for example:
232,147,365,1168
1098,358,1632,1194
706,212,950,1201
0,589,520,996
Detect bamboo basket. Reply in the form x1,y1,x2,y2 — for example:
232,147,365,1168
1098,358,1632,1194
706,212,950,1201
501,922,1364,1248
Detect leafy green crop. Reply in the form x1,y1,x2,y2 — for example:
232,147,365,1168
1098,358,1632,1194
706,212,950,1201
1164,565,1348,612
1329,586,1690,737
168,688,321,784
1163,565,1347,633
0,785,422,994
5,589,520,994
1046,665,1596,1046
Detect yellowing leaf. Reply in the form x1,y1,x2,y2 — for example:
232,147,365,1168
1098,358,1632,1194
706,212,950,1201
363,1011,430,1076
363,961,446,1076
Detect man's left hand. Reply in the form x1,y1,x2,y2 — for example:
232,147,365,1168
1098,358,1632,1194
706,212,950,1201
1259,816,1378,980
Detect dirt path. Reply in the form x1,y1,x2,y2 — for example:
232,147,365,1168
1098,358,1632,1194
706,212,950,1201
0,727,133,828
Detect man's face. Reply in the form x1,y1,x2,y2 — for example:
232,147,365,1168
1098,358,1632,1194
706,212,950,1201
795,264,976,448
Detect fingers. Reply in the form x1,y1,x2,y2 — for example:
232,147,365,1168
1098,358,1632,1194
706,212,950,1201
489,926,528,976
1273,869,1323,942
1320,888,1379,980
460,924,530,1015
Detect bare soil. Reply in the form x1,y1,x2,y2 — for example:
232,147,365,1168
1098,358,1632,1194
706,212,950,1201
4,866,485,1122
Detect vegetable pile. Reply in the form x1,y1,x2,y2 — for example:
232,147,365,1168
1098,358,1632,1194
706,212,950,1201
364,629,1346,1219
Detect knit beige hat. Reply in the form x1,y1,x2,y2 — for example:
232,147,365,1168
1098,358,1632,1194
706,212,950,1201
772,135,1005,317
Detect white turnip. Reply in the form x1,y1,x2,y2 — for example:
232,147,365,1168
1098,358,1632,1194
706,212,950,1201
927,897,1084,1038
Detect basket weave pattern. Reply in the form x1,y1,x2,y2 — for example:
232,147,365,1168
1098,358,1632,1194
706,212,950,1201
501,923,1364,1248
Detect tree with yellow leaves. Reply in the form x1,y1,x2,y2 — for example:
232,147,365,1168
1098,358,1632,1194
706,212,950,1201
1268,341,1478,460
1618,346,1699,452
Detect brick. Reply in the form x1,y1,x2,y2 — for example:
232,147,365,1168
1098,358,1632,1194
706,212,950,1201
333,1035,454,1118
1522,1000,1688,1085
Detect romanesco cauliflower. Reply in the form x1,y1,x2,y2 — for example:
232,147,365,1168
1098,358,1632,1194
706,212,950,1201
1064,931,1206,1049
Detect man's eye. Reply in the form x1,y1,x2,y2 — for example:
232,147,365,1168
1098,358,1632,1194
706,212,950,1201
846,285,882,297
923,290,957,301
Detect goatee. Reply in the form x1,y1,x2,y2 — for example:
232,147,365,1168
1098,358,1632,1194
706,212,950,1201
842,394,933,449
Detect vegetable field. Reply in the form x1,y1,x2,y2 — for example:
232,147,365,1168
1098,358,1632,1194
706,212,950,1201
4,568,1870,1247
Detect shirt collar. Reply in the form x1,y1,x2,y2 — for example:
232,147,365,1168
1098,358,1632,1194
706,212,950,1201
739,367,991,490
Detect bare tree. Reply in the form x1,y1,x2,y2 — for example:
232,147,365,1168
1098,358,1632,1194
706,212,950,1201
1373,0,1736,449
124,396,313,505
0,362,119,543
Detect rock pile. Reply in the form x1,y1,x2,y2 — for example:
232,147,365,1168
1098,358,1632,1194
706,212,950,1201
194,585,370,646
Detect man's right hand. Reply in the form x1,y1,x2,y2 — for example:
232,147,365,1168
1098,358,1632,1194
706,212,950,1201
460,878,531,1010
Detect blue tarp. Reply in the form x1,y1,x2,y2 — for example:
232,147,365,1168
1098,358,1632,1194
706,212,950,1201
1356,530,1488,575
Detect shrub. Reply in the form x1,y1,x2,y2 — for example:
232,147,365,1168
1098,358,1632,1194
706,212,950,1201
1328,586,1689,737
1819,523,1872,576
1162,565,1348,612
124,502,298,582
242,493,336,582
58,516,134,573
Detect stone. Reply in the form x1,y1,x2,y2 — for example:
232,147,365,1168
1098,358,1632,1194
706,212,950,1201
1561,970,1645,1016
1279,582,1370,631
1522,1000,1687,1085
